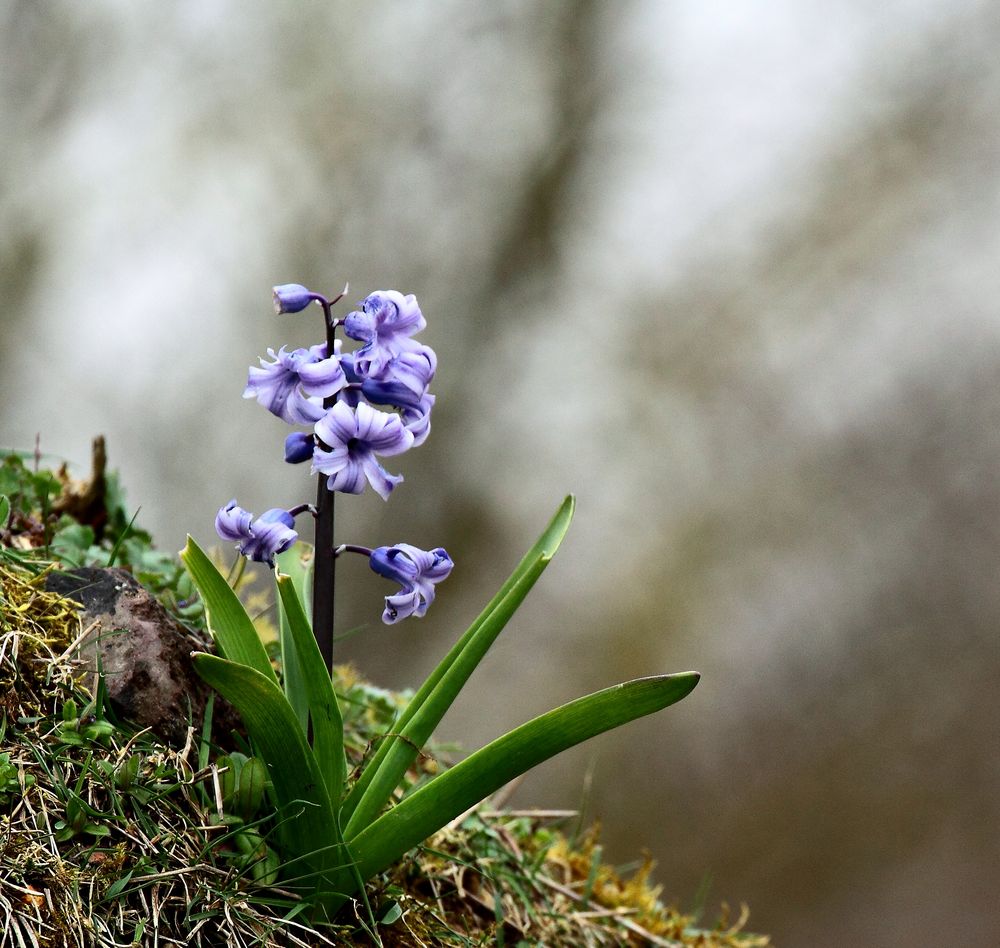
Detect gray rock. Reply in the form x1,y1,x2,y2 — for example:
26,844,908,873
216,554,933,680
45,567,238,747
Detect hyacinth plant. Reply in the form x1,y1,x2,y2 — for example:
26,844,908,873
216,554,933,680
179,282,700,922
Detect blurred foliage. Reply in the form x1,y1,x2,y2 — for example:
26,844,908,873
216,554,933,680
0,447,199,622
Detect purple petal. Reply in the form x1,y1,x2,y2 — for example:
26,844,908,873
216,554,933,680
361,454,404,500
311,443,352,477
342,307,376,344
297,352,347,399
370,546,420,586
355,402,414,456
314,401,358,448
256,508,296,529
360,345,436,409
243,355,298,420
215,499,253,542
382,588,421,624
313,445,368,494
423,547,454,583
402,392,434,447
286,388,326,424
241,514,297,565
366,290,425,337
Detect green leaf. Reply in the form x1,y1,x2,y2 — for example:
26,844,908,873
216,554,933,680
379,901,403,925
102,869,135,902
275,545,314,731
105,506,142,567
334,672,699,903
341,495,575,836
191,653,343,898
50,521,95,565
180,537,277,686
0,494,9,526
276,571,346,807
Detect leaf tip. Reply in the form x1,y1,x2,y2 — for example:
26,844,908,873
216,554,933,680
179,535,197,562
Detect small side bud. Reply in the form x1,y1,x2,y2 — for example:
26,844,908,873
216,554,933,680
284,431,315,464
272,283,318,314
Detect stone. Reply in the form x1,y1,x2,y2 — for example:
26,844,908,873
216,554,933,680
45,566,238,747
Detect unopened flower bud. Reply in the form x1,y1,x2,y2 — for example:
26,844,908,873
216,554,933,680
284,431,314,464
272,284,319,314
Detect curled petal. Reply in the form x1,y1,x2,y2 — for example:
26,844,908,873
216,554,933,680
360,454,404,500
297,345,347,398
215,499,253,542
402,392,434,447
360,345,436,410
382,588,421,624
354,402,414,456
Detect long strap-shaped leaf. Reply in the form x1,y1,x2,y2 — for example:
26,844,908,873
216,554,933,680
191,653,345,898
341,495,575,835
276,571,346,807
180,537,277,686
275,546,314,731
330,672,699,906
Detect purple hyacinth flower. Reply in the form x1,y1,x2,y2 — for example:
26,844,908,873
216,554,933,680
339,346,436,447
215,499,298,567
369,543,453,623
343,290,426,380
243,342,346,425
215,499,253,543
284,431,314,464
273,283,321,314
312,401,414,500
359,345,437,408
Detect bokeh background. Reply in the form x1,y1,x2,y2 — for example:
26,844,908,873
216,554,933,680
3,2,999,944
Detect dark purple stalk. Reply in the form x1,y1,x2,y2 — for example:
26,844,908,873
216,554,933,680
312,298,339,672
336,543,374,558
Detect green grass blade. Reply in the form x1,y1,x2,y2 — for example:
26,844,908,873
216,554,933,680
341,495,575,835
180,537,277,685
276,571,346,807
275,546,315,731
338,672,700,899
191,653,343,895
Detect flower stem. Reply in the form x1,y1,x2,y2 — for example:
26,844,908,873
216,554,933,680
335,543,374,558
312,299,340,672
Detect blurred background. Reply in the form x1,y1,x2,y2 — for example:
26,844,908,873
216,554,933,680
3,1,999,944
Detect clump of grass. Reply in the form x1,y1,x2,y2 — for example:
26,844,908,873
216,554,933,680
0,559,345,945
